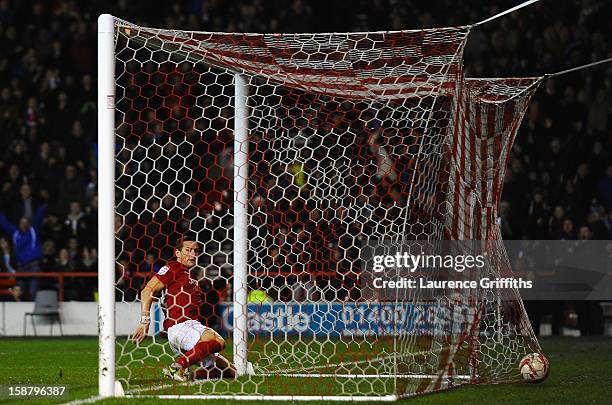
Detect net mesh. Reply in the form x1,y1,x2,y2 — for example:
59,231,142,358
112,18,543,398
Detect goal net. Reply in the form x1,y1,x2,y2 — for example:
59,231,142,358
99,14,544,400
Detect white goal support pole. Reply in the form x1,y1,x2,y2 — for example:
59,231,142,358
97,13,117,397
233,73,249,376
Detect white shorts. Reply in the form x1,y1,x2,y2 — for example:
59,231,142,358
167,319,217,368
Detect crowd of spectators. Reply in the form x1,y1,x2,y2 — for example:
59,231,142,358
0,0,609,325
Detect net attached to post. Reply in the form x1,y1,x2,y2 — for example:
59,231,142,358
111,17,543,399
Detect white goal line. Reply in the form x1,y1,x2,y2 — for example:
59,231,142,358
61,394,399,403
128,394,400,401
60,397,103,405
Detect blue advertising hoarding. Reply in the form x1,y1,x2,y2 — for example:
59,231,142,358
218,302,472,336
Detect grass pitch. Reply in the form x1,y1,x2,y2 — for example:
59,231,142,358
0,336,610,404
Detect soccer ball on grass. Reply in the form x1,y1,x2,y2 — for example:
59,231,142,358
518,353,550,383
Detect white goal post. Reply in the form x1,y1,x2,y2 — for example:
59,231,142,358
97,13,117,397
97,13,545,400
232,72,249,377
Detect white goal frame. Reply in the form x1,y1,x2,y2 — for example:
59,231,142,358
95,12,545,400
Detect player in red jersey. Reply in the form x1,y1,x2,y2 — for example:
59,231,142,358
132,235,236,381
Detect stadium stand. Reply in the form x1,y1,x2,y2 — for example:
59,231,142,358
0,0,609,334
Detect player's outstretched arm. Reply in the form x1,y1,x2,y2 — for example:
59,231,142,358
132,276,165,344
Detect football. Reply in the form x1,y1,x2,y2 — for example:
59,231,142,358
519,353,550,383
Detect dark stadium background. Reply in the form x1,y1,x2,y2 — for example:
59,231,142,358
0,0,609,337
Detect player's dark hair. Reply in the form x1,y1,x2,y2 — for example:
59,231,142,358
174,232,198,251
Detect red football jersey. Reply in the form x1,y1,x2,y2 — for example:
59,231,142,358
155,260,203,330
